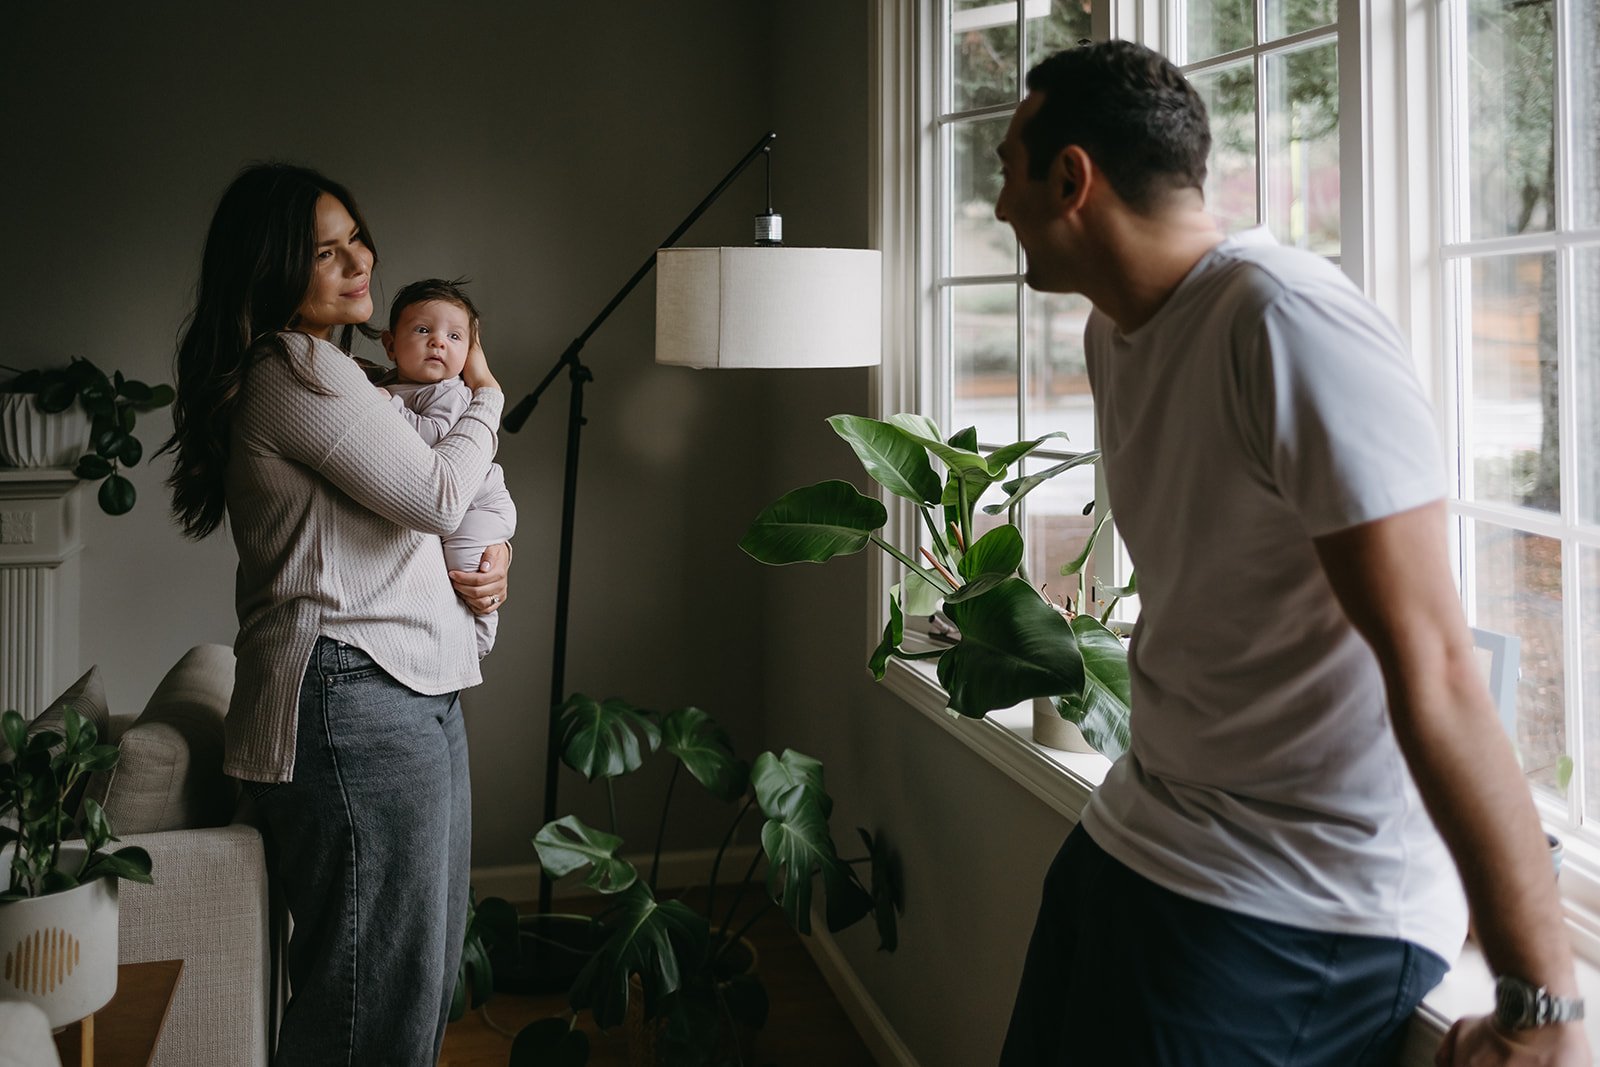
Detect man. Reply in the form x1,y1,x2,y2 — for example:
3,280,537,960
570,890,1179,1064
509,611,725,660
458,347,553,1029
993,41,1587,1066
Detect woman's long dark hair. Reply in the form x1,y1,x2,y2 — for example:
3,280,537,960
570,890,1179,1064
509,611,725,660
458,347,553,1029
161,163,379,539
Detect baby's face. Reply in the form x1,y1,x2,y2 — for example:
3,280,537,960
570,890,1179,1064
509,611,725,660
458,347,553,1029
384,299,473,384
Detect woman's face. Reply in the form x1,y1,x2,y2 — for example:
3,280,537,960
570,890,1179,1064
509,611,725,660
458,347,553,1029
296,193,373,339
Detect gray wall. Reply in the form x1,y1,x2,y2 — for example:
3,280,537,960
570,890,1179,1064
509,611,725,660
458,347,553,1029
3,2,1071,1061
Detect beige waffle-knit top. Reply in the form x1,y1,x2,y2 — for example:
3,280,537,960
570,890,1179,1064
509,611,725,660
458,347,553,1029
222,331,503,782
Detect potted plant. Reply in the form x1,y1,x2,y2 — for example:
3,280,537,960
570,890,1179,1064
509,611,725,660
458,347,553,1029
740,413,1132,760
0,358,175,515
510,694,902,1066
0,707,154,1027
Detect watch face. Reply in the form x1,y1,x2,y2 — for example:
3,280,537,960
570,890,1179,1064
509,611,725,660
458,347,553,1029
1496,978,1537,1028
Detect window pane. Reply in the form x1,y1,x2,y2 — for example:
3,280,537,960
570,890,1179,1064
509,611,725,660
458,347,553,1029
1579,249,1600,525
953,0,1020,110
1264,42,1340,256
1265,0,1335,42
1182,0,1254,62
1026,0,1092,70
951,284,1019,447
1464,0,1556,240
1472,522,1566,797
1465,254,1560,513
1575,0,1600,229
951,115,1018,277
1021,455,1095,614
1025,290,1092,445
1192,62,1259,235
1583,547,1600,821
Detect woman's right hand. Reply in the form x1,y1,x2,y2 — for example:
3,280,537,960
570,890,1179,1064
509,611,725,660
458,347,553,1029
462,330,500,393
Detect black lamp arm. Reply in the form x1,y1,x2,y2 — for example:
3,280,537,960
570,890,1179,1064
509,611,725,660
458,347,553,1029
503,129,777,433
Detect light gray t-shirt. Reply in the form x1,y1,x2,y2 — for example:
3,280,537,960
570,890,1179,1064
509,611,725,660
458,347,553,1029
1078,228,1468,961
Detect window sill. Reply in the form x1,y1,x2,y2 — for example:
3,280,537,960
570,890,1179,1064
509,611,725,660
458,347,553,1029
881,658,1600,1063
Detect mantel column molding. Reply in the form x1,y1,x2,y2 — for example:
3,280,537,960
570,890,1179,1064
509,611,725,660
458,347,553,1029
0,469,83,719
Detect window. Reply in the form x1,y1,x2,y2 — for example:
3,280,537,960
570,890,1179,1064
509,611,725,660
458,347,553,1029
936,0,1121,619
1440,0,1600,841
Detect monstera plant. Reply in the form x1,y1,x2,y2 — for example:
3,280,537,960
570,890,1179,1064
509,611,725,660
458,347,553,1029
512,694,901,1066
740,413,1132,760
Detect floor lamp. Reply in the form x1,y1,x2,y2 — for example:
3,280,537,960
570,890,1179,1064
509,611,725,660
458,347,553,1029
502,131,881,942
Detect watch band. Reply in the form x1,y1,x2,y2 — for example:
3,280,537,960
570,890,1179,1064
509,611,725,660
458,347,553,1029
1494,974,1586,1031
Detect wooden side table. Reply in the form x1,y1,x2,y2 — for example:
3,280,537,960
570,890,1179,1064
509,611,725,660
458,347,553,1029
54,959,183,1067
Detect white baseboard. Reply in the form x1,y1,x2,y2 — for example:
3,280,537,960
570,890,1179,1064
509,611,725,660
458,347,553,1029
800,921,920,1067
470,845,760,903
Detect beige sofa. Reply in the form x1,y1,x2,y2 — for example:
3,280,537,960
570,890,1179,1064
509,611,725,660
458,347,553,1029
62,644,276,1067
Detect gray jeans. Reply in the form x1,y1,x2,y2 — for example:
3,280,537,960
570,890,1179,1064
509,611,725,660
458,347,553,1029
247,637,471,1067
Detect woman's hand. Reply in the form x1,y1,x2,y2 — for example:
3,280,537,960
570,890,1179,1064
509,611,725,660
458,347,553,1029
462,329,500,394
450,541,511,615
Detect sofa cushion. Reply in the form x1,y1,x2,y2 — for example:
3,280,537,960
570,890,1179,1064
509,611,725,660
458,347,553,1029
16,665,112,750
84,645,237,834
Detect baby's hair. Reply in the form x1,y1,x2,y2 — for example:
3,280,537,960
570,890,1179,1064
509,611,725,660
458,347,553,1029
388,277,480,342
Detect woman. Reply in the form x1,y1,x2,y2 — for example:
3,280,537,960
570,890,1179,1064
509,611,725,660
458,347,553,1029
162,163,510,1066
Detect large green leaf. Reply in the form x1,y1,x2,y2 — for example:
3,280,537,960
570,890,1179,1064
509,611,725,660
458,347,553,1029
983,431,1071,472
751,750,829,821
556,694,660,781
78,846,152,885
533,815,638,893
868,593,905,682
947,524,1024,604
886,414,990,473
1057,615,1132,761
97,475,136,516
659,707,747,803
982,450,1101,515
570,881,708,1029
827,415,941,505
1060,510,1114,577
897,569,945,616
937,578,1085,717
739,480,887,565
759,783,871,936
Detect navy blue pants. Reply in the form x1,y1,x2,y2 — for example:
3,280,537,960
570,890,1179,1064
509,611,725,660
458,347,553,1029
1000,825,1449,1066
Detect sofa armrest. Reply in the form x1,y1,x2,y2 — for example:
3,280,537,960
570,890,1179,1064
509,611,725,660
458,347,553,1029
117,822,270,1067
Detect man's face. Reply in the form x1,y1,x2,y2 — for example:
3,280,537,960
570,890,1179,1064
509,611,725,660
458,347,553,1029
384,299,473,384
994,92,1074,292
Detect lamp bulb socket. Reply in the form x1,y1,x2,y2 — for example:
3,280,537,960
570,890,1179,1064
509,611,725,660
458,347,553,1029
755,210,783,247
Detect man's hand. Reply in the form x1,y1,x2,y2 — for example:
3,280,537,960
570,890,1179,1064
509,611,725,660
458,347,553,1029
449,541,510,615
1436,1015,1588,1066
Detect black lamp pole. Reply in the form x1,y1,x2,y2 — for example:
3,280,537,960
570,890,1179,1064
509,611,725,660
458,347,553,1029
504,130,779,922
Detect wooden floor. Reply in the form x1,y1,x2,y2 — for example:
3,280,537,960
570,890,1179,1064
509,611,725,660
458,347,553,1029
440,887,878,1067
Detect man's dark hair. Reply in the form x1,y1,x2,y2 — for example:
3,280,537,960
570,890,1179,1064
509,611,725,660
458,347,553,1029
388,277,480,340
1022,40,1211,213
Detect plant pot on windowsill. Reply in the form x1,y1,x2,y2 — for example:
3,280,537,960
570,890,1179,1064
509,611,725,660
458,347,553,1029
1032,695,1097,753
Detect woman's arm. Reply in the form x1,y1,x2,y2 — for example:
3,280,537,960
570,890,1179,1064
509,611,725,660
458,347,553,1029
250,334,501,536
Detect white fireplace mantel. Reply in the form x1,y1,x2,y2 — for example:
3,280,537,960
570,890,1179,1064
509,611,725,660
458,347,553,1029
0,468,83,719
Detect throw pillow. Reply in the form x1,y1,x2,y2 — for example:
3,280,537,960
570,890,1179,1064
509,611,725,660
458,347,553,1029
84,645,237,835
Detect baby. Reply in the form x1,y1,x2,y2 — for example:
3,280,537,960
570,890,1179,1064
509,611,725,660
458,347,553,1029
378,278,516,658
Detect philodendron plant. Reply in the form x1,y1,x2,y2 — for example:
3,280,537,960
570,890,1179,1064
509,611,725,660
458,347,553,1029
0,707,154,901
740,413,1132,760
512,694,901,1067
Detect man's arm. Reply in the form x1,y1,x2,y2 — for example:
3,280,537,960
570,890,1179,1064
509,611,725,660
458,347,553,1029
1313,500,1587,1065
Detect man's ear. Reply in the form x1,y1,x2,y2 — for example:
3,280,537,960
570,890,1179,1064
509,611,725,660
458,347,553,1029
1052,145,1094,213
379,329,396,360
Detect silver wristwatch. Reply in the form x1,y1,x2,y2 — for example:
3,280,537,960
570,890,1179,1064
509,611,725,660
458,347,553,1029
1493,975,1585,1031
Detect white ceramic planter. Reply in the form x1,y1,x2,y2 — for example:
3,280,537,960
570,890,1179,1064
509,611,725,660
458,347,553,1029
1032,696,1097,753
0,845,119,1028
0,393,90,469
